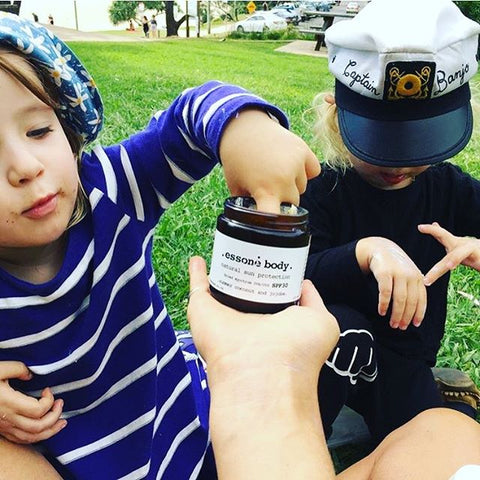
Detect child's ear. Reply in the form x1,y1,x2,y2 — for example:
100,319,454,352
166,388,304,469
324,94,336,106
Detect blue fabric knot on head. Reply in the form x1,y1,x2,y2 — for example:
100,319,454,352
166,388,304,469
0,12,103,144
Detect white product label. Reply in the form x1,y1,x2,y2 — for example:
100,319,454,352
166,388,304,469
209,230,309,304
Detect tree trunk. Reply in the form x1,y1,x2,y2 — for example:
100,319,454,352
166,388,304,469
165,2,186,36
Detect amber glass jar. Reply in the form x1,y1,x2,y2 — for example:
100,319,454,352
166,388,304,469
209,197,310,313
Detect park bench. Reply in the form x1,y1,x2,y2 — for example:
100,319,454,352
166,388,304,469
297,26,327,51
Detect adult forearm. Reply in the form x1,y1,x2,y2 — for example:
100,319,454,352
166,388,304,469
209,366,335,480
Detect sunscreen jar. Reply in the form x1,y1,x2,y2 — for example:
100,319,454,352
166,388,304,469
209,196,310,313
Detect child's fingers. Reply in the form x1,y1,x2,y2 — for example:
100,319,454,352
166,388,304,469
304,150,321,180
423,260,450,286
423,246,470,286
0,361,32,382
6,388,55,420
376,272,393,317
412,281,427,327
253,193,281,214
418,222,453,248
3,416,67,444
397,280,425,330
389,278,408,328
34,388,57,418
397,292,415,330
10,399,66,439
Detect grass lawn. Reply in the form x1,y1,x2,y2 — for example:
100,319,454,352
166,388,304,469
69,38,480,390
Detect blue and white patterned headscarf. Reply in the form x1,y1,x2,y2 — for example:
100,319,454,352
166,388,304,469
0,12,103,143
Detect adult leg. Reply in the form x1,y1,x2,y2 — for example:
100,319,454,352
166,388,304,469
0,438,62,479
337,408,480,480
319,305,377,437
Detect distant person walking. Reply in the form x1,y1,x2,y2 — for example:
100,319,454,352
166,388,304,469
142,15,149,38
31,12,38,22
48,14,54,25
150,15,158,38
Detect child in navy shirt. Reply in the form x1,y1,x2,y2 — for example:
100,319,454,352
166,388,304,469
301,0,480,443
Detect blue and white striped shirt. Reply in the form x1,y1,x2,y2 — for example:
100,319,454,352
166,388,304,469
0,81,287,479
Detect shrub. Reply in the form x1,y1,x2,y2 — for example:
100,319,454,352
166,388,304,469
228,25,302,41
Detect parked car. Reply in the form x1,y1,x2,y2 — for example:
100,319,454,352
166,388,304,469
235,12,288,33
299,1,332,13
271,8,300,25
271,4,302,23
346,1,360,14
317,1,332,11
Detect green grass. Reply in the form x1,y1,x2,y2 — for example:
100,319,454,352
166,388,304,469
69,39,480,382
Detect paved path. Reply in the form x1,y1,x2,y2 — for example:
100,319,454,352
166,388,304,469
44,24,143,42
275,40,327,58
46,24,326,58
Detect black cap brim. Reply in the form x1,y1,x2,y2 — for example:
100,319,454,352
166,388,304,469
335,80,473,167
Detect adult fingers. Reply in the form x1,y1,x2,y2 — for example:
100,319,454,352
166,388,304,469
288,280,339,357
187,256,236,334
187,256,212,313
298,279,326,310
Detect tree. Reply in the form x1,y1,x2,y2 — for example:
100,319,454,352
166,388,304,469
165,2,187,36
454,1,480,24
109,1,187,36
210,1,246,22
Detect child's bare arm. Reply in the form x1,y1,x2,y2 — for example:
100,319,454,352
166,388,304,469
419,222,480,286
220,109,320,213
0,361,66,444
356,237,427,330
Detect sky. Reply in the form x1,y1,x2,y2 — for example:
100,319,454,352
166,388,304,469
19,0,195,32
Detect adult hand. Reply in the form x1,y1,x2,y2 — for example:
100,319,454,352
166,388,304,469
187,256,339,384
187,256,339,480
419,222,480,286
356,237,427,329
0,362,66,444
219,109,320,213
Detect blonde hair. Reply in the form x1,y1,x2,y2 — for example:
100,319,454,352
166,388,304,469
0,48,88,228
312,92,352,172
312,86,480,172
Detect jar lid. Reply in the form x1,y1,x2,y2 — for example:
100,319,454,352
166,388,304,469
224,197,308,229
